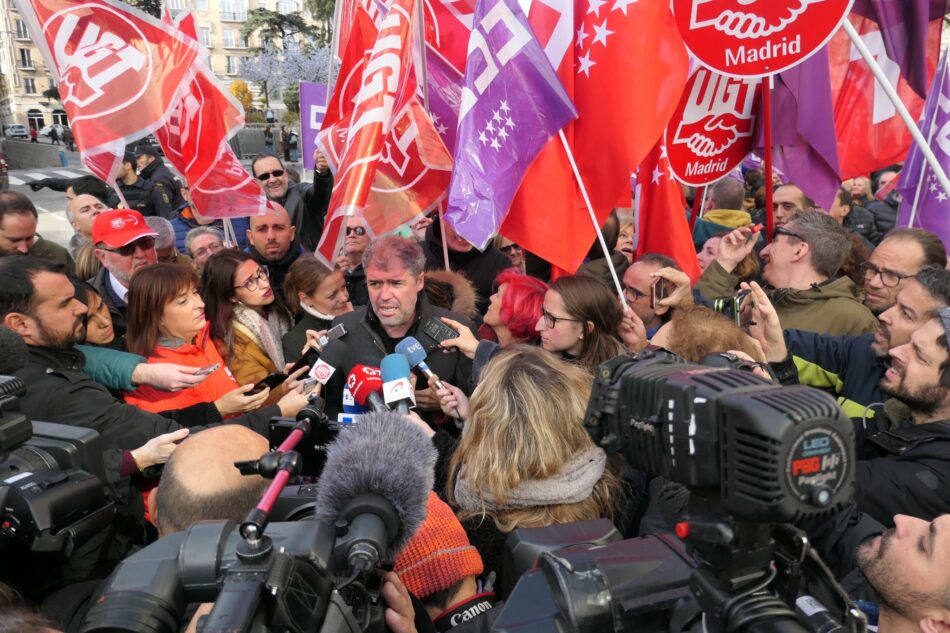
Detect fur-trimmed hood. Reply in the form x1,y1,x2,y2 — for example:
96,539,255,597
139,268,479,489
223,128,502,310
424,269,480,321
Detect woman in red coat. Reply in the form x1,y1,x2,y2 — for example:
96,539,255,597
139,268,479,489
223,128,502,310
123,263,271,416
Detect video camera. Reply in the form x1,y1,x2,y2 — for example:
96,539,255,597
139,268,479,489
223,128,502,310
0,374,114,558
81,403,434,633
494,349,866,633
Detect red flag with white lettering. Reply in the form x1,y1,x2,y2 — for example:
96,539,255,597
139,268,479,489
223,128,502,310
12,0,202,183
501,0,689,273
317,0,423,265
635,142,700,282
153,9,266,218
829,13,939,180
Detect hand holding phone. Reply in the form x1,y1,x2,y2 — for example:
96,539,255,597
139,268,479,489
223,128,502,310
650,279,667,310
194,363,220,376
247,372,288,396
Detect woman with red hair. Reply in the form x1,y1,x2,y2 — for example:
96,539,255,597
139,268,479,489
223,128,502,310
440,267,548,381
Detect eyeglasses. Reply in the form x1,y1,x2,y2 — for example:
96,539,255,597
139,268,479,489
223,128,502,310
862,262,913,288
540,308,582,329
234,266,269,292
98,236,156,257
345,226,367,236
500,243,522,254
772,226,805,242
255,169,285,181
192,241,224,259
622,285,648,303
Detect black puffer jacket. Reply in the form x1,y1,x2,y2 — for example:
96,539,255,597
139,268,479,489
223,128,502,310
421,222,511,317
867,194,900,237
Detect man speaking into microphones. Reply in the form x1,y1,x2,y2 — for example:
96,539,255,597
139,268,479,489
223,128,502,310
319,235,478,422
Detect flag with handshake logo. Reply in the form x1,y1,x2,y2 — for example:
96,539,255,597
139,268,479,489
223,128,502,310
443,0,576,249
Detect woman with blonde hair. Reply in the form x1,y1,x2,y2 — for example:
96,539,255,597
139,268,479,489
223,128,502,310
444,346,621,595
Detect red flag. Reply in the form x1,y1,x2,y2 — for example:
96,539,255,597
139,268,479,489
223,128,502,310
151,9,265,218
635,143,700,282
13,0,201,182
317,0,423,265
501,0,689,273
829,13,940,180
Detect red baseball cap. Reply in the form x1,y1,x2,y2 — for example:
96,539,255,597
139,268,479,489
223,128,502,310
92,210,157,248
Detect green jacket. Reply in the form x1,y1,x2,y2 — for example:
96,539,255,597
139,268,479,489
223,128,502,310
30,234,75,274
697,261,878,336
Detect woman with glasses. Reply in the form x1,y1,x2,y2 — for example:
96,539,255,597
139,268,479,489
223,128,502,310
201,250,295,399
535,275,625,373
281,254,353,362
124,264,284,417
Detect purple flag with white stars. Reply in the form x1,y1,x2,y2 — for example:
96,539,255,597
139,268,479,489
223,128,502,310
443,0,576,250
898,50,950,238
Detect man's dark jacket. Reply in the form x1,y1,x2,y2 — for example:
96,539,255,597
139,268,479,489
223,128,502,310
323,294,477,420
421,222,510,316
844,205,882,248
138,156,186,213
345,263,368,307
118,177,173,219
853,406,950,526
90,267,128,338
247,244,301,305
272,171,334,252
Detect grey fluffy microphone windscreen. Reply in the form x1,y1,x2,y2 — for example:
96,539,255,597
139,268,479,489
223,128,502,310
313,410,435,554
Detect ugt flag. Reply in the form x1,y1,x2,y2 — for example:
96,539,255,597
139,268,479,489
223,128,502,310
444,0,576,249
12,0,201,183
898,50,950,240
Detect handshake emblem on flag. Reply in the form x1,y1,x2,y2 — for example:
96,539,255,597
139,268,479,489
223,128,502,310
689,0,824,39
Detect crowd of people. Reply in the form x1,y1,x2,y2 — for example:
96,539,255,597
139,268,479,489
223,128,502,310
1,153,949,633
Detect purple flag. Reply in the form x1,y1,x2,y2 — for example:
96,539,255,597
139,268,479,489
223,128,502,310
425,46,463,155
852,0,947,99
897,50,950,238
300,81,328,171
753,47,841,212
443,0,576,249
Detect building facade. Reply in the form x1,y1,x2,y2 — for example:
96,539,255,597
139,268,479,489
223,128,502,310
0,0,311,130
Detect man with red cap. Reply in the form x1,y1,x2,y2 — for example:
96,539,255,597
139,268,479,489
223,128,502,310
91,209,158,337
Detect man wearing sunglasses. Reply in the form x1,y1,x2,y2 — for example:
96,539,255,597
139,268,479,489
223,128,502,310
337,215,371,307
250,150,333,253
90,209,158,337
697,211,877,336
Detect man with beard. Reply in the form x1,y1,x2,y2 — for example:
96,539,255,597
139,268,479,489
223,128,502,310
750,266,950,417
321,235,476,421
0,256,315,581
245,202,299,303
250,151,332,252
854,513,950,632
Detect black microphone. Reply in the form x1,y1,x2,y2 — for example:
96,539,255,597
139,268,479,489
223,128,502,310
0,326,29,375
314,410,435,573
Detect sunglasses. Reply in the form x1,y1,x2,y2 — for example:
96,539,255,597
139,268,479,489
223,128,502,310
772,226,804,242
255,169,285,181
346,226,367,236
500,243,522,254
99,236,156,257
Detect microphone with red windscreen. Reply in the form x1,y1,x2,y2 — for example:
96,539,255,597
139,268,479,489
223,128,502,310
347,364,389,414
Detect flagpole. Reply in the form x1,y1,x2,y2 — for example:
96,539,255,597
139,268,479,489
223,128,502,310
843,20,950,201
908,49,949,228
557,130,628,308
762,75,774,244
689,186,706,232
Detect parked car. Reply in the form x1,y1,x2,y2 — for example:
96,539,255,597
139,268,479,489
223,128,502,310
0,150,8,191
3,124,29,140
